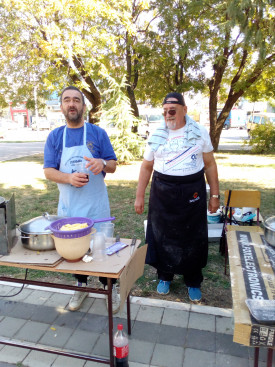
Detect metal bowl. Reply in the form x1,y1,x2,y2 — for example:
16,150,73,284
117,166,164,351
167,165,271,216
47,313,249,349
264,216,275,247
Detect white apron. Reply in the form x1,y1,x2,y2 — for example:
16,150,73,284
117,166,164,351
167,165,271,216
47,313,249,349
57,123,110,231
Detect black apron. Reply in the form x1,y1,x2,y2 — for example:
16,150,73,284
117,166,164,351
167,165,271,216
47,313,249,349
145,169,208,275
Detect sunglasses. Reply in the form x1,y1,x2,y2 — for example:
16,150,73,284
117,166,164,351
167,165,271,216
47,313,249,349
163,109,177,117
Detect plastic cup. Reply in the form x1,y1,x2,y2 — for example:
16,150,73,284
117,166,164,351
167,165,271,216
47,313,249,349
100,222,114,245
74,161,90,181
92,232,106,261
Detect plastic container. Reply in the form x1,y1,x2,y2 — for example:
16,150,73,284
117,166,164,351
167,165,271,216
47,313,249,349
113,324,129,367
207,209,222,224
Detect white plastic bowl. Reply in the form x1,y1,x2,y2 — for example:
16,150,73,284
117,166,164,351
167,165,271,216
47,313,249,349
52,228,96,262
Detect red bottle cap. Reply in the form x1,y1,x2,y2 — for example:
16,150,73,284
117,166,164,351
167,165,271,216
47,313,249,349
117,324,123,330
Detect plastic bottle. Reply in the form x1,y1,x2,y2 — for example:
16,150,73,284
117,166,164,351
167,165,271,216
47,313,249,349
113,324,129,367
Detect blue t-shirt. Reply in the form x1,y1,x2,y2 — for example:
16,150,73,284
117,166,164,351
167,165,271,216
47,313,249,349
44,123,117,170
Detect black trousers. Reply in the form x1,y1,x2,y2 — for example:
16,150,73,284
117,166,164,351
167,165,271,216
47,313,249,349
157,268,203,288
74,274,116,287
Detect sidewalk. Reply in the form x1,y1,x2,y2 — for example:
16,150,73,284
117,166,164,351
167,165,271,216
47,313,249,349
0,283,272,367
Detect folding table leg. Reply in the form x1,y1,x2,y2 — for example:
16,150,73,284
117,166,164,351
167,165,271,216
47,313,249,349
107,278,114,367
267,348,273,367
127,294,131,335
254,347,259,367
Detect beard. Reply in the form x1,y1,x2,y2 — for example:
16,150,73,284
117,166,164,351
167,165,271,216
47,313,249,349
63,106,84,126
166,119,177,130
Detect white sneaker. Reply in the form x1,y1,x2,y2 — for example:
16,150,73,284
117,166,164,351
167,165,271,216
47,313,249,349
69,290,88,311
105,284,120,314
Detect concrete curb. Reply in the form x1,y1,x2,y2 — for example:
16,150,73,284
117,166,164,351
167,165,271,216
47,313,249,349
0,280,233,318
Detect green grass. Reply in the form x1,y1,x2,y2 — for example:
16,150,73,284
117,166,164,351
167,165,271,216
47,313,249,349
0,151,274,308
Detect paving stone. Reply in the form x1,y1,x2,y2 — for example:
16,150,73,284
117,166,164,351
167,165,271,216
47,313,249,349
89,297,140,320
0,316,27,337
15,320,48,343
158,324,187,346
30,304,60,324
105,316,135,334
0,362,18,367
22,350,57,367
87,298,107,316
161,308,189,328
64,329,99,354
52,355,86,366
22,289,52,305
128,339,155,365
5,288,33,302
216,315,234,335
39,325,74,348
128,363,149,367
216,332,250,358
183,348,215,367
0,285,17,296
114,302,140,321
78,313,108,333
188,312,215,332
54,309,85,329
0,345,30,364
248,346,275,363
216,352,250,367
43,292,71,309
91,333,110,358
185,328,216,352
85,361,110,367
0,300,18,316
136,305,164,324
8,302,37,320
131,320,161,343
248,358,267,367
151,343,184,367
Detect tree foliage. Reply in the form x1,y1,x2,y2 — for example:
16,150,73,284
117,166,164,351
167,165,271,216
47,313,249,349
98,74,145,163
0,0,274,150
0,0,135,118
145,0,275,150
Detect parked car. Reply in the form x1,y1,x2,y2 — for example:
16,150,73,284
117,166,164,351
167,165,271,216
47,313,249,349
230,109,247,129
246,113,275,134
138,109,165,138
31,118,51,131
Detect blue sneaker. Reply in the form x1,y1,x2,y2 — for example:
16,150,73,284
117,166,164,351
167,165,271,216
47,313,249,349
188,287,202,302
157,280,171,295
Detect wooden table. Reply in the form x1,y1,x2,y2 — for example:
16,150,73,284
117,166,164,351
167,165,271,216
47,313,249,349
0,237,147,366
226,226,275,367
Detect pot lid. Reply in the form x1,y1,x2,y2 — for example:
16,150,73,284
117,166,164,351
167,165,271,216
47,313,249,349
19,213,65,235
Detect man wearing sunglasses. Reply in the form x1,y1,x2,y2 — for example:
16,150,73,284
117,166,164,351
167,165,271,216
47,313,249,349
135,92,219,303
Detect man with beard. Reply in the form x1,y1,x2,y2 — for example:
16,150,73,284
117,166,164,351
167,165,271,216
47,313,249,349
134,92,219,302
44,86,119,312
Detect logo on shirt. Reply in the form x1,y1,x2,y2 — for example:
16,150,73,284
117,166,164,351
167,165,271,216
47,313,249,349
189,192,200,203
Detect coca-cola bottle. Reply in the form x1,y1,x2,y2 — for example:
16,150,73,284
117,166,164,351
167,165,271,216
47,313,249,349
113,324,129,367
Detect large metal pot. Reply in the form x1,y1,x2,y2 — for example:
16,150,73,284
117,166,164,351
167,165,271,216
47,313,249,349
18,213,65,251
264,216,275,248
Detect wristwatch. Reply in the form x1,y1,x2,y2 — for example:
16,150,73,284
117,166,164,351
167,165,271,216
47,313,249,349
101,159,107,169
210,194,220,199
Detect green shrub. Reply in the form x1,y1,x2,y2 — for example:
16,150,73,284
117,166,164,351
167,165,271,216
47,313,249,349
244,122,275,153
